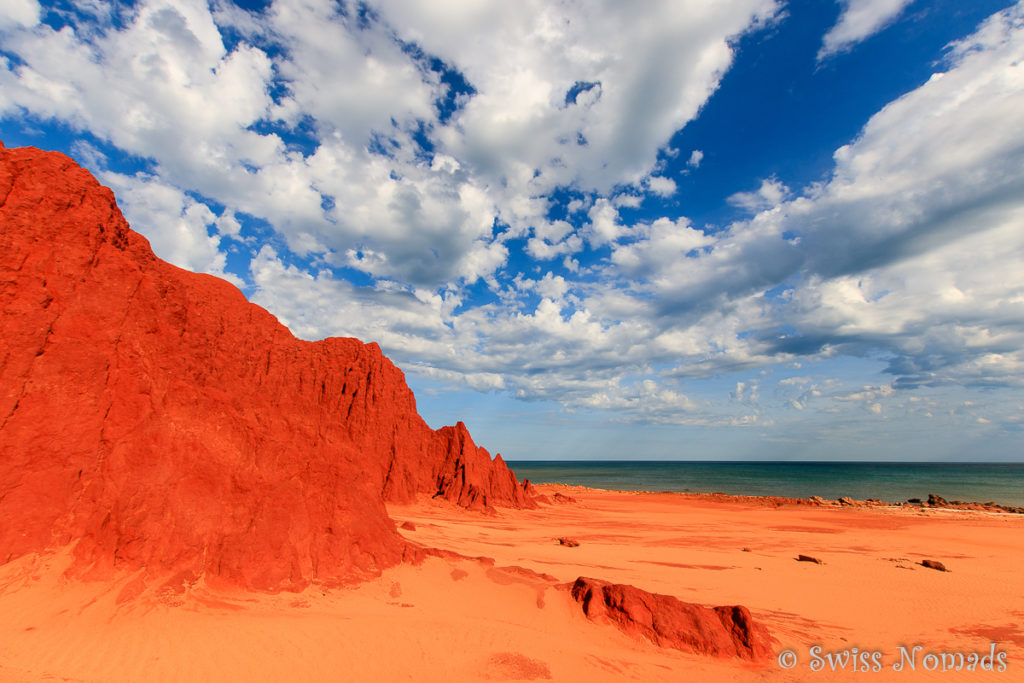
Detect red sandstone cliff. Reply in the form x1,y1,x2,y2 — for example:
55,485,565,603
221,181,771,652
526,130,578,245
0,142,532,592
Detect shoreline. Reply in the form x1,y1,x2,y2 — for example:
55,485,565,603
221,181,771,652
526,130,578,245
506,460,1024,510
524,481,1024,515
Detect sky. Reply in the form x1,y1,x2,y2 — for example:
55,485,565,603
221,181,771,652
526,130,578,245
2,0,1023,461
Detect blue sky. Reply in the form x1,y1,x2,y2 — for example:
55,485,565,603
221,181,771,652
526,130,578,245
2,0,1023,460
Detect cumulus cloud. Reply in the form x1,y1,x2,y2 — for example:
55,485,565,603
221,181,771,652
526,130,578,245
646,175,677,198
819,0,914,60
375,0,779,196
727,177,790,213
2,0,1022,431
0,0,39,30
610,218,714,276
735,3,1024,390
510,1,1024,414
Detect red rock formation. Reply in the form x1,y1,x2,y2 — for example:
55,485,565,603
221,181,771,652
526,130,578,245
383,420,534,510
570,577,775,661
0,142,531,592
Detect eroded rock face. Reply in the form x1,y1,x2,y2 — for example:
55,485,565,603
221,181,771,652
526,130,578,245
570,577,775,661
383,420,534,511
0,143,531,592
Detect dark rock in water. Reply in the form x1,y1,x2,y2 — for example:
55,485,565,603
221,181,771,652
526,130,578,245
927,494,949,507
920,560,948,572
907,498,922,504
569,577,774,660
796,555,823,564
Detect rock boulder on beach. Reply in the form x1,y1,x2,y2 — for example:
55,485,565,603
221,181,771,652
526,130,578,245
569,577,774,660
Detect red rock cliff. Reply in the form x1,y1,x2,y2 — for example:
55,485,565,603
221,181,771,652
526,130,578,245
0,142,532,592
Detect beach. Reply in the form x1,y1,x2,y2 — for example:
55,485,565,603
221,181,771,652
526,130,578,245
1,484,1021,682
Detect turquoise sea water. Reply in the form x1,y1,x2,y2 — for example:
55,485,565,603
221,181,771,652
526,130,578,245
505,461,1024,507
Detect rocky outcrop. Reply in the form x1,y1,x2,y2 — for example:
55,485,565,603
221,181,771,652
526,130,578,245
570,577,774,660
384,421,534,510
905,495,1024,514
0,142,531,592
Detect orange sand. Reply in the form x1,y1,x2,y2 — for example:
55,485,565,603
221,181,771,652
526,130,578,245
1,485,1021,682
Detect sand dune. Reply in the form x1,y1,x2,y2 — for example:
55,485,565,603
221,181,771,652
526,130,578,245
2,485,1020,682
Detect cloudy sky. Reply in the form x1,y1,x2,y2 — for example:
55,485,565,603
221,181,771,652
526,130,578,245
2,0,1023,461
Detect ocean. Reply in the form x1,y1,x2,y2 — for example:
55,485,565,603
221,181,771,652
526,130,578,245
505,461,1024,507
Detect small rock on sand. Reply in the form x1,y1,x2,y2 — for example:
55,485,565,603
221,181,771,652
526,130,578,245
920,559,948,572
399,521,416,531
797,554,823,564
558,537,581,548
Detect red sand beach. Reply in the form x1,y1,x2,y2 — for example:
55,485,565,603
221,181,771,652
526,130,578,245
1,485,1021,682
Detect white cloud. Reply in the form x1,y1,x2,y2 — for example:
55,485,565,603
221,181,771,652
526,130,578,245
687,149,704,168
526,233,583,261
731,380,760,405
754,4,1024,390
0,0,39,30
610,218,714,276
268,0,438,146
374,0,779,195
646,175,677,198
582,198,625,247
727,177,790,213
528,1,1024,412
819,0,914,60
